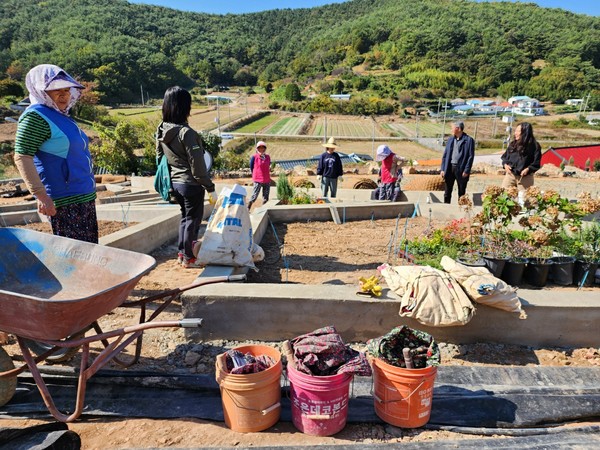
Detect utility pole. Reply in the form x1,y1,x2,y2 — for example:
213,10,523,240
140,85,144,107
440,99,448,146
372,118,376,156
216,97,221,137
415,112,419,139
582,92,591,117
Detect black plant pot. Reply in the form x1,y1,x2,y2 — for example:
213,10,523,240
549,256,575,286
573,260,599,287
524,258,553,288
501,258,527,286
483,255,507,278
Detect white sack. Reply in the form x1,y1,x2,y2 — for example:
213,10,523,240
196,184,256,269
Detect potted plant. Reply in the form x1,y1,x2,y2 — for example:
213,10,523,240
500,232,534,287
551,230,579,286
476,186,521,276
456,195,485,267
574,220,600,287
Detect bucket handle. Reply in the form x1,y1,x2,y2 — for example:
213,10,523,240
223,388,281,415
261,402,281,415
373,379,427,405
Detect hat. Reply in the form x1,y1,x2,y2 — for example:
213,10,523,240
256,141,267,149
45,73,84,91
375,144,392,162
322,137,339,149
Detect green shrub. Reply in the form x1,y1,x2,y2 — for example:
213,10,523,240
276,172,294,204
0,79,24,97
90,121,140,174
290,189,314,204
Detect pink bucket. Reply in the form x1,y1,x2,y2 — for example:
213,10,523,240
287,365,353,436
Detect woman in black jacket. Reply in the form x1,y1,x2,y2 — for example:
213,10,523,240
156,86,216,268
501,122,542,191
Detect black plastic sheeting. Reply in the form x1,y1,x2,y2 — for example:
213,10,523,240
2,366,599,429
0,422,80,450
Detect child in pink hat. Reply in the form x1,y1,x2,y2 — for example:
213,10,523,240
248,141,271,209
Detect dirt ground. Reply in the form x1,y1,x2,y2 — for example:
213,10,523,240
1,203,599,448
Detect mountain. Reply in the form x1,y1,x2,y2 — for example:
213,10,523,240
1,0,598,103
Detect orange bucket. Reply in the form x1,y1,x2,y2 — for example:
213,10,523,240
371,356,437,428
215,345,282,432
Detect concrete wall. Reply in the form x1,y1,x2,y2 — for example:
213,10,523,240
182,283,600,347
100,210,180,254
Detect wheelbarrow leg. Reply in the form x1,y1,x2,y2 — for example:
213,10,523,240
17,337,91,423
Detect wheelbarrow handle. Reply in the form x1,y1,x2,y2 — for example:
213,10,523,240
179,318,203,328
127,274,247,305
179,274,247,293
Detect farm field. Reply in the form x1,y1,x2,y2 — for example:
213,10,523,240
377,116,600,151
262,115,307,135
237,138,442,161
188,106,248,132
109,105,249,132
232,114,279,133
309,117,387,138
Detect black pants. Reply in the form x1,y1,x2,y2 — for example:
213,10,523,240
172,182,205,260
443,165,469,204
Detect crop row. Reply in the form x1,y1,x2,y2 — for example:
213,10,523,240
264,117,305,135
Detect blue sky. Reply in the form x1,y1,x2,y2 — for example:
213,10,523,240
127,0,599,16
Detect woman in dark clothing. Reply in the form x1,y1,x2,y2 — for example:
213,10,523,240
501,122,542,191
156,86,216,268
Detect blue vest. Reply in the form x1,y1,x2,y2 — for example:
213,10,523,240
23,104,95,199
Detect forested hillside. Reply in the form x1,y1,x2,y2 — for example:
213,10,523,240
1,0,599,103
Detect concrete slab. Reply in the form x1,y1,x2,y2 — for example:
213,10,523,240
182,283,600,347
181,190,598,348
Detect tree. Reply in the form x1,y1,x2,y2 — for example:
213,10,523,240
333,79,344,94
527,65,586,103
285,83,302,101
90,121,140,174
0,78,24,97
194,60,217,88
6,60,25,81
233,67,257,87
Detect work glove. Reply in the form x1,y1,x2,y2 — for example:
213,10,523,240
207,191,217,205
317,175,322,182
357,275,383,297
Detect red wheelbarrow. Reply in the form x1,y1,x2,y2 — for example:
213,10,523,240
0,227,245,422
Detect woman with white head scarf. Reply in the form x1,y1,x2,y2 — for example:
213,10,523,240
14,64,98,243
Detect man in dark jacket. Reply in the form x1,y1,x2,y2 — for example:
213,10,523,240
317,137,344,198
440,121,475,204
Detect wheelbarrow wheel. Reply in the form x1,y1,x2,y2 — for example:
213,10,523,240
0,346,17,407
22,328,87,363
